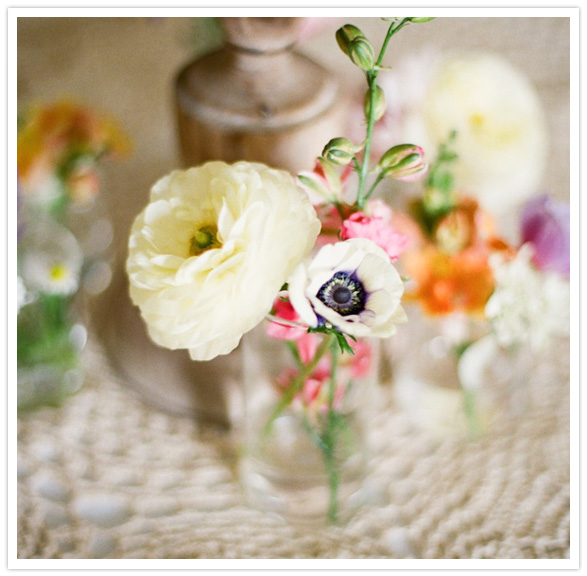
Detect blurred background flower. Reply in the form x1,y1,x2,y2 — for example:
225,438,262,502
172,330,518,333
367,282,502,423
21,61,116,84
520,194,570,276
17,98,129,410
349,50,548,219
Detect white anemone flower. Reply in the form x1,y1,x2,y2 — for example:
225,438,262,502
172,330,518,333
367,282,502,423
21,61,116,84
288,238,407,338
20,219,83,296
485,244,570,352
126,161,320,362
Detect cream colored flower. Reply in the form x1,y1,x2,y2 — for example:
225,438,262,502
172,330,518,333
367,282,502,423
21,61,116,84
288,238,407,338
408,52,548,215
126,161,320,362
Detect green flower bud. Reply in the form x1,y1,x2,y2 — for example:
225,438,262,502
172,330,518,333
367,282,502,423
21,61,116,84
335,24,364,56
379,144,427,181
363,85,386,122
322,137,356,166
348,37,375,71
406,17,435,23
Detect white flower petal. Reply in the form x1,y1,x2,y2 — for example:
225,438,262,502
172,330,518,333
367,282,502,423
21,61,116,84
127,161,320,361
288,238,406,339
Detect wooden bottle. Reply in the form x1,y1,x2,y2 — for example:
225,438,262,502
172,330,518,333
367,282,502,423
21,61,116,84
99,18,346,428
175,17,346,174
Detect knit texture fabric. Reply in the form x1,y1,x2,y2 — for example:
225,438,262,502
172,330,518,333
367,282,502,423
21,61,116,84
17,335,570,560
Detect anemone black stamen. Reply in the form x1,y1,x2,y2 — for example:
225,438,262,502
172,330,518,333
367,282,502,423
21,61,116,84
317,271,366,316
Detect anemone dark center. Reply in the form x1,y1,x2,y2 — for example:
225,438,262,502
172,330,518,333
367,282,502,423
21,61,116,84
317,271,366,316
332,286,352,304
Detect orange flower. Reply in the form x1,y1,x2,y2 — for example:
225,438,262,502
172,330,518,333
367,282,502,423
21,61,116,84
399,193,515,316
17,99,130,187
403,244,495,315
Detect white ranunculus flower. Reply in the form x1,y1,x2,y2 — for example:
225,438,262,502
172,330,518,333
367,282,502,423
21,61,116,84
408,52,547,215
288,238,407,338
126,161,320,362
485,244,570,352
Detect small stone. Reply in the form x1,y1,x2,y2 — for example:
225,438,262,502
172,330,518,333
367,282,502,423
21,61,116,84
33,473,70,503
383,527,416,558
88,532,117,558
32,441,61,463
74,494,132,528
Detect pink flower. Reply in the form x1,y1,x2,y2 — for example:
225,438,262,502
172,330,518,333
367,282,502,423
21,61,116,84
348,339,373,378
266,296,306,340
297,333,334,374
300,363,346,413
301,369,331,406
341,208,409,261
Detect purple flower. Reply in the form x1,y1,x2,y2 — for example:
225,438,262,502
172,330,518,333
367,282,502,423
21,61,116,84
520,194,570,276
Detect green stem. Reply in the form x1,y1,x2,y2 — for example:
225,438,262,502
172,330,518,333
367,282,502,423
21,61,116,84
364,172,386,204
324,339,341,524
263,333,335,436
455,340,482,438
462,387,482,439
355,18,410,209
355,74,377,210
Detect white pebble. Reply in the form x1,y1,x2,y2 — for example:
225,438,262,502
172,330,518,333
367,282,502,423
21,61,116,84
33,473,70,503
383,527,416,558
74,494,132,528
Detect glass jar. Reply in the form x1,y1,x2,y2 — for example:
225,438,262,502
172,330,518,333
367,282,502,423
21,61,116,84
17,215,88,410
238,322,381,525
390,305,530,438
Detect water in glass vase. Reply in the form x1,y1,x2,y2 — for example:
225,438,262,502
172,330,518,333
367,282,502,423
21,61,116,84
238,322,380,526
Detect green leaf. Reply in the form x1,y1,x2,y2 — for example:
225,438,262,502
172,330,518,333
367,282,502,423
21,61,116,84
335,331,355,355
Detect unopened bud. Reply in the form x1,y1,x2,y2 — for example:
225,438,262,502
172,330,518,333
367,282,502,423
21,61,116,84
322,137,356,166
379,144,427,181
363,85,386,122
406,17,435,23
348,37,375,71
335,24,364,56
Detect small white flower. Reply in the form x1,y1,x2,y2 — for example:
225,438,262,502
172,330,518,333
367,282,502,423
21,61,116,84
288,238,407,338
20,220,83,296
485,244,570,352
127,161,320,362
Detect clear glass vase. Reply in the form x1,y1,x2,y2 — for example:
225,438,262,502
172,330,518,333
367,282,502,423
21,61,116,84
238,322,380,525
17,206,99,411
390,305,531,438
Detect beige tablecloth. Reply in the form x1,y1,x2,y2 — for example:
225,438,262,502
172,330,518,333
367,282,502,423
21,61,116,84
17,333,570,560
16,15,573,561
